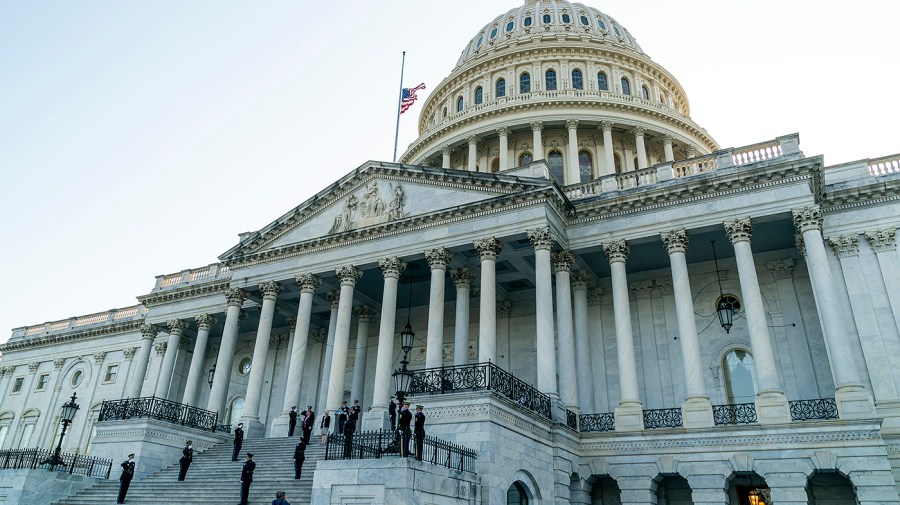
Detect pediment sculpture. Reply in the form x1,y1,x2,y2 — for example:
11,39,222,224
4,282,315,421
329,182,405,233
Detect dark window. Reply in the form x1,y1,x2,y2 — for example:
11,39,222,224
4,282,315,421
12,377,23,393
520,72,531,93
579,150,593,182
506,21,515,32
519,152,533,166
476,36,483,48
442,107,447,118
621,77,631,95
457,96,464,112
597,71,608,90
548,150,564,183
496,78,506,98
597,18,607,30
580,15,589,25
561,14,571,23
542,14,551,24
491,158,500,173
524,16,532,27
545,69,557,91
641,85,650,99
490,27,498,39
571,69,583,90
36,374,49,390
474,86,483,105
507,482,529,505
613,25,621,37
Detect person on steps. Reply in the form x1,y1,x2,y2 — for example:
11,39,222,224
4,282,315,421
238,452,255,505
293,441,306,479
117,453,135,504
177,440,193,481
272,490,291,505
288,406,298,436
320,410,331,445
232,423,244,461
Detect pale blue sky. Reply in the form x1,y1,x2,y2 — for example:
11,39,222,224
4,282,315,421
1,1,897,344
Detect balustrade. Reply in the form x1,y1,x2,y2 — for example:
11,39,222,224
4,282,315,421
642,408,683,429
324,429,476,473
732,140,783,165
98,396,221,432
672,154,718,178
579,412,615,432
869,154,900,176
788,398,838,421
0,448,112,479
712,403,758,425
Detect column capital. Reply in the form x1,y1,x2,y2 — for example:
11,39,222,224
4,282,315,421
441,145,453,156
260,281,284,300
93,351,107,364
28,362,39,374
724,218,753,244
602,239,629,263
530,120,544,132
660,229,688,254
497,300,512,318
141,324,159,340
327,290,341,308
296,273,322,294
792,205,822,233
226,288,247,307
527,227,554,251
167,319,188,333
496,126,510,137
565,118,579,130
827,234,859,258
195,314,217,330
466,134,478,145
425,248,454,270
286,317,297,331
571,270,591,290
54,357,66,370
353,305,375,322
551,250,575,272
378,257,407,279
632,125,645,137
451,268,473,288
766,259,795,280
588,287,604,305
865,228,897,253
336,265,363,286
795,233,806,257
154,342,167,356
123,347,137,360
474,237,503,260
600,120,614,132
663,133,674,145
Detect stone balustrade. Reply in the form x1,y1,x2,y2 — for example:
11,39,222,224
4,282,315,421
153,262,231,291
13,305,147,340
868,154,900,176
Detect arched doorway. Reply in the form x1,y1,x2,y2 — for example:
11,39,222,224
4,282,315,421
590,475,621,504
507,481,531,504
728,472,770,505
807,471,858,504
654,474,693,505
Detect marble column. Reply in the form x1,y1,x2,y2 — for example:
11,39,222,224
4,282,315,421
208,288,246,418
724,218,790,423
241,281,283,433
633,126,648,169
527,227,558,396
425,248,453,368
474,237,503,364
566,119,580,183
364,257,405,431
441,146,452,169
602,239,643,431
451,268,473,366
531,121,544,161
601,121,615,175
663,134,675,162
155,320,186,399
467,135,478,172
497,126,509,171
317,291,340,411
660,229,713,427
571,271,595,413
325,266,363,412
552,250,578,410
182,314,216,407
127,324,158,398
350,306,374,405
275,274,320,434
795,206,876,419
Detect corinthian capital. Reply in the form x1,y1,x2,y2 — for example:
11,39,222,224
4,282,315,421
724,218,753,244
792,205,822,234
425,248,454,270
527,227,554,251
336,265,363,286
766,259,794,280
226,288,247,307
660,229,688,254
296,273,321,293
154,343,167,356
167,319,188,333
551,250,575,272
441,145,453,156
123,347,138,359
353,305,375,322
94,351,107,364
827,234,859,258
571,270,591,290
632,126,645,137
496,126,510,137
602,240,629,263
600,121,614,133
466,135,478,145
28,362,39,373
530,121,544,132
54,358,66,370
327,291,341,308
474,237,503,261
865,228,897,253
451,268,473,289
565,119,579,130
260,281,284,300
195,314,217,330
141,324,158,340
378,257,406,279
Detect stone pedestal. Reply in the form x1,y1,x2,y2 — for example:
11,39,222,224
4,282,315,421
681,396,714,428
271,412,293,437
614,401,644,432
242,419,266,439
755,390,791,424
362,407,392,432
835,384,877,420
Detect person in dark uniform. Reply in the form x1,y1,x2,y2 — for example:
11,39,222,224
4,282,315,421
292,441,306,479
117,453,135,504
342,415,356,459
397,402,412,457
239,453,255,505
350,400,361,432
301,406,315,445
178,440,193,481
288,406,298,436
414,405,426,461
232,423,244,461
319,410,331,445
388,398,397,431
337,401,348,434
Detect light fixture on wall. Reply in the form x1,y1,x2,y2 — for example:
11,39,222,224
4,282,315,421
711,240,735,333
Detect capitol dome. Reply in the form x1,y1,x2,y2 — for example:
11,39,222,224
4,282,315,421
399,0,719,187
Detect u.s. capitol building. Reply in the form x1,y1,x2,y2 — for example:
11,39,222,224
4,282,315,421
2,1,899,504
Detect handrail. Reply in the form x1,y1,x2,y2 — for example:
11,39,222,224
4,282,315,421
712,403,758,425
98,397,223,433
0,448,112,479
579,412,615,432
642,407,683,429
324,429,476,473
789,398,838,421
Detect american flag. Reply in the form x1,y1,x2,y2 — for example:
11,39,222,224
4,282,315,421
399,83,426,114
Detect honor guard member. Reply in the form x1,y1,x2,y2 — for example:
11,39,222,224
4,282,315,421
117,453,135,504
232,423,244,461
302,406,315,445
288,406,298,436
388,397,397,430
337,401,349,434
239,453,256,505
414,405,426,461
398,402,413,457
342,414,357,459
320,410,331,445
293,441,306,479
351,400,362,432
178,440,193,481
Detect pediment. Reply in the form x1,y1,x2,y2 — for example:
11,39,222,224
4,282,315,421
219,162,557,262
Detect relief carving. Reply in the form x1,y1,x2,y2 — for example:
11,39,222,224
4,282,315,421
329,182,406,234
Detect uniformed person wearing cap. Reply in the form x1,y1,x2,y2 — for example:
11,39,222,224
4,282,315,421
397,402,413,457
414,405,426,461
239,452,256,505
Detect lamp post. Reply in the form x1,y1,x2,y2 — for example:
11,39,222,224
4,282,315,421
44,393,80,471
392,322,416,404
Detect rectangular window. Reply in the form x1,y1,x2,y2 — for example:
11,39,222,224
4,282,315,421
104,364,119,383
36,373,49,391
11,377,24,394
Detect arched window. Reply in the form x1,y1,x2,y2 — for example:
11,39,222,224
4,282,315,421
490,27,498,39
524,16,533,27
519,152,533,166
474,86,484,105
520,72,531,94
496,78,506,98
545,69,557,91
506,21,515,32
641,85,650,99
723,349,758,404
597,18,607,30
561,13,571,24
0,411,13,450
491,158,500,173
578,150,593,182
476,36,484,48
597,71,608,91
542,14,552,24
613,25,622,37
614,153,623,174
659,91,667,104
571,69,583,90
457,96,464,112
442,106,447,118
548,150,564,183
228,397,245,426
621,77,631,95
580,15,590,26
507,482,529,505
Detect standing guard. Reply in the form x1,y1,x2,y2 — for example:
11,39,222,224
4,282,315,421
414,405,426,461
178,440,193,481
302,406,315,445
388,397,397,430
398,402,412,457
288,406,298,436
232,422,244,461
293,441,306,479
117,453,135,504
239,453,255,505
337,401,349,434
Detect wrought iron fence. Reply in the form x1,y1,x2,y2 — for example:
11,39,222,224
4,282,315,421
408,362,552,419
579,412,615,432
643,408,683,429
98,397,220,432
324,429,476,473
566,409,578,430
789,398,839,421
0,448,112,479
713,403,758,425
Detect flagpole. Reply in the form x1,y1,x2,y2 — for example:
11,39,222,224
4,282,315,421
392,51,406,163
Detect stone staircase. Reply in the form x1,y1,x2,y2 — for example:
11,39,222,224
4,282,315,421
53,436,324,505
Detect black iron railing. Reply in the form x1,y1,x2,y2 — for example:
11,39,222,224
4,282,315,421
566,409,578,430
324,429,476,473
408,362,552,419
643,408,683,429
789,398,838,421
713,403,758,425
579,412,615,432
0,448,112,479
98,397,220,432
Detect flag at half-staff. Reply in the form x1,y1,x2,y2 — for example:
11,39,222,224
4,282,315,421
400,83,426,114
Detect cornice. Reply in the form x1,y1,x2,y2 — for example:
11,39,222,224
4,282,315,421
821,177,900,212
0,320,146,353
137,280,231,307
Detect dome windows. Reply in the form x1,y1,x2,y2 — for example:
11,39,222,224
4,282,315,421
520,72,531,94
456,96,464,112
613,25,622,37
476,35,484,48
542,14,552,24
490,27,498,39
496,78,506,98
519,152,533,166
597,18,607,30
579,150,593,182
597,71,609,91
545,69,557,91
571,69,583,90
442,106,447,118
474,86,484,105
641,85,650,100
524,16,533,27
561,13,571,24
548,150,564,184
580,15,590,26
506,21,515,32
621,77,631,95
